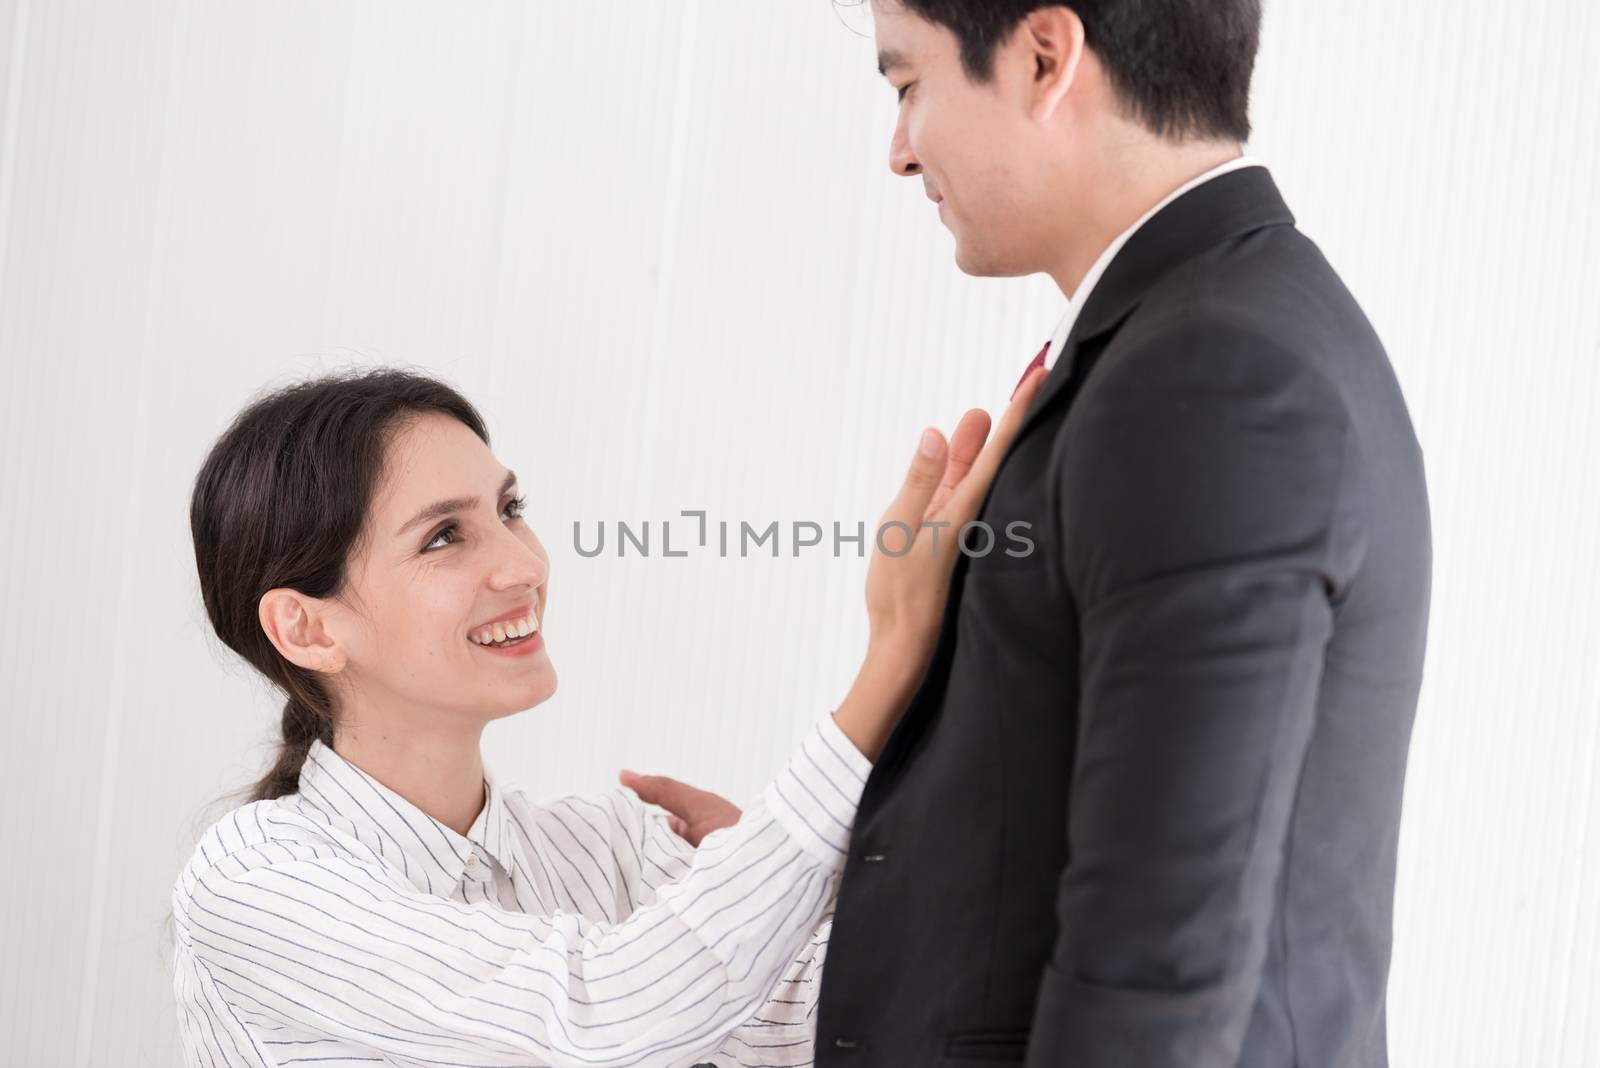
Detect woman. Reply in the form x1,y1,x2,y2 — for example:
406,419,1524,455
172,365,1043,1067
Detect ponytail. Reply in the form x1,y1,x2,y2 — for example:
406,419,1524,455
248,696,333,803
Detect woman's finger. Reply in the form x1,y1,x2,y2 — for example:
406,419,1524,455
925,409,992,519
619,770,693,817
879,427,949,535
944,366,1047,524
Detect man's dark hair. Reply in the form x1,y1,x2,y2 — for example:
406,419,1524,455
890,0,1261,142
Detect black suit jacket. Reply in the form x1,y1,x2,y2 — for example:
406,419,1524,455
814,167,1432,1067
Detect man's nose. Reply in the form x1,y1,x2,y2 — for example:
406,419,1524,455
889,122,921,176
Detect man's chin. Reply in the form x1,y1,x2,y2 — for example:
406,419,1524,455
951,242,985,277
953,243,1028,279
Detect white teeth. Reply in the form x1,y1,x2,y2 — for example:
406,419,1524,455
471,612,538,645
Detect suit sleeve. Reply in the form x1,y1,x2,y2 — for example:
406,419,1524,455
1025,322,1366,1066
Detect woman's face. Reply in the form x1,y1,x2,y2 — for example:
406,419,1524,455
324,411,556,733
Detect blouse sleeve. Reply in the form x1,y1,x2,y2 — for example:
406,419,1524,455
172,712,872,1067
621,721,869,1068
704,911,835,1067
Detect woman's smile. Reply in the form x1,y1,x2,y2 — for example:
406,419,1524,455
473,628,544,657
468,601,544,657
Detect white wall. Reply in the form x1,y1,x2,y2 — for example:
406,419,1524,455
0,1,1595,1064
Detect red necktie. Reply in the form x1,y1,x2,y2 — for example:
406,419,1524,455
1013,341,1050,398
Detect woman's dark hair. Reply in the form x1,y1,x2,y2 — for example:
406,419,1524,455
190,366,490,803
872,0,1261,143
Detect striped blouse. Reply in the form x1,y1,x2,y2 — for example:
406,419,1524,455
170,712,871,1067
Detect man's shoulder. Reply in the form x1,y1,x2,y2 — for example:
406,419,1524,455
1076,226,1379,421
1152,222,1378,353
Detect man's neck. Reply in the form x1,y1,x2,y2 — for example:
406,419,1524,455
333,704,488,837
1047,140,1244,301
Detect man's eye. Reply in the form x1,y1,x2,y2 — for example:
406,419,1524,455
896,84,912,103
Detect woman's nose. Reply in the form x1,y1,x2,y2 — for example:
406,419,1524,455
487,528,548,591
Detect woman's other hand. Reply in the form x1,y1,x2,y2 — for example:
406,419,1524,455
619,769,742,846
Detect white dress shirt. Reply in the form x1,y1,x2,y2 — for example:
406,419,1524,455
1043,154,1265,374
171,713,871,1068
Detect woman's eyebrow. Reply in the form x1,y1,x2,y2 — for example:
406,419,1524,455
395,469,518,536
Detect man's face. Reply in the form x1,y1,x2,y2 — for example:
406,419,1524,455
872,0,1052,277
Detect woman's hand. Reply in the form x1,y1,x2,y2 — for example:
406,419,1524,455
618,769,742,847
833,367,1049,762
613,370,1048,837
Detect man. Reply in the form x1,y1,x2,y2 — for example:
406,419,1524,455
633,2,1432,1063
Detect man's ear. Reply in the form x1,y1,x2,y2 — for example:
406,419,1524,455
259,588,347,675
1021,6,1086,122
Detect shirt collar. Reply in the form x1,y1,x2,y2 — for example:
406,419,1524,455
296,738,518,895
1044,154,1266,373
468,757,512,877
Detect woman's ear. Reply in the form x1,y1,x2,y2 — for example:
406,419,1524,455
1022,6,1086,123
259,589,347,674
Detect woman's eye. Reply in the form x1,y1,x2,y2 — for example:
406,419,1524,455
896,83,912,103
423,524,458,552
421,495,527,553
